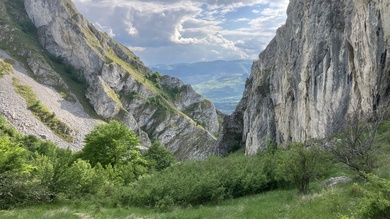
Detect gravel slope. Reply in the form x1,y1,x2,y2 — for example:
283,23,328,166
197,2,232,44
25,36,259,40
0,50,102,150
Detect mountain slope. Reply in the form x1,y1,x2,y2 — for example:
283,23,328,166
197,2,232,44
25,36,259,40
0,0,221,160
152,60,252,114
218,0,390,154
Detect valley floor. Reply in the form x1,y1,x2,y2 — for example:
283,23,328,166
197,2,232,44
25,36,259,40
0,184,359,219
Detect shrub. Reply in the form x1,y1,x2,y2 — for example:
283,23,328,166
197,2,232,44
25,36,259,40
144,141,176,171
356,174,390,218
80,120,142,167
276,142,330,194
125,154,276,208
0,135,52,209
327,109,385,177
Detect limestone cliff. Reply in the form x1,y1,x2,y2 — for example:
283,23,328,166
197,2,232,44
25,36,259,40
218,0,390,155
0,0,221,160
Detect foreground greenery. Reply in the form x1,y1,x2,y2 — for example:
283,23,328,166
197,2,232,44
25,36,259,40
0,115,390,218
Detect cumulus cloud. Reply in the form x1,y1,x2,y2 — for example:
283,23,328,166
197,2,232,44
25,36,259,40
93,22,116,37
72,0,289,65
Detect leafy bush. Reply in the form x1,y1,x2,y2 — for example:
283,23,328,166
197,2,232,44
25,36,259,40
124,154,278,209
0,173,52,209
144,141,176,171
145,71,162,85
276,142,330,194
80,120,144,167
356,174,390,218
327,110,385,177
0,134,52,209
64,64,86,84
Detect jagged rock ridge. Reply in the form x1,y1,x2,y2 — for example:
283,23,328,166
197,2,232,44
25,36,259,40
218,0,390,155
0,0,221,160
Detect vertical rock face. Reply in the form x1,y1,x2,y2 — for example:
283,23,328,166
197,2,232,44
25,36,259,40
219,0,390,155
24,0,221,160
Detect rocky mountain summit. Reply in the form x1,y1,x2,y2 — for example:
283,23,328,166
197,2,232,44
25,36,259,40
0,0,221,160
218,0,390,154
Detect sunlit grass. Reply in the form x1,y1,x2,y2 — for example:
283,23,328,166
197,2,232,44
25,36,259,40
12,77,75,142
0,184,361,219
0,58,13,78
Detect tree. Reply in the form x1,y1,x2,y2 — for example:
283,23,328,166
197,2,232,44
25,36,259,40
81,120,141,167
0,135,29,174
276,142,329,194
0,135,48,209
144,141,176,171
327,108,386,177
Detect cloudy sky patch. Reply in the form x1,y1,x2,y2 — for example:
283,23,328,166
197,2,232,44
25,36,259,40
72,0,289,65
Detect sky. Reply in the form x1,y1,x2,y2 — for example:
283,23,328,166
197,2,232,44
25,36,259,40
72,0,289,65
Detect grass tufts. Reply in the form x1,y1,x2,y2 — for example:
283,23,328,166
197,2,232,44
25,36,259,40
0,58,13,78
12,77,75,142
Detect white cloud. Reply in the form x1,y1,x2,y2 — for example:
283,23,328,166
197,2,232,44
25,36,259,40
92,22,116,37
72,0,289,65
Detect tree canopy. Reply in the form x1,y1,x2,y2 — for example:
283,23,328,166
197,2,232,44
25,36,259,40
81,120,140,167
144,141,176,171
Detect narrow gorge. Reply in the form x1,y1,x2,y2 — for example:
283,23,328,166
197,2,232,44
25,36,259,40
218,0,390,155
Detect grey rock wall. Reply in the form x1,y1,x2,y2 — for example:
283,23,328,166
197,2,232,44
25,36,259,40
219,0,390,155
24,0,220,159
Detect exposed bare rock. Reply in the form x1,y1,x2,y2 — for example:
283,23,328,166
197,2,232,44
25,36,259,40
321,176,352,187
160,75,221,134
23,0,220,159
218,0,390,154
0,51,101,150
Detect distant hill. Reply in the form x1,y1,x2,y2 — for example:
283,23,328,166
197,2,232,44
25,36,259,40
151,60,253,114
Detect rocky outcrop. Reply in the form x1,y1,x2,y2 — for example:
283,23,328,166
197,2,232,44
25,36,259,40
321,176,352,187
160,75,221,134
0,50,102,150
24,0,220,159
218,0,390,155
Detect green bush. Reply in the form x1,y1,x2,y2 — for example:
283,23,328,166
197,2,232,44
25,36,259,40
64,64,86,84
0,173,52,209
356,174,390,218
275,142,330,194
0,135,52,209
144,141,176,171
125,154,277,208
80,120,143,167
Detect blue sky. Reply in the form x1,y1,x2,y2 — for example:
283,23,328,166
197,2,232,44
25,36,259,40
72,0,289,65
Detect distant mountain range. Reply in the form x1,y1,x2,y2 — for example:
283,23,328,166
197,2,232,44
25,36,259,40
151,60,253,114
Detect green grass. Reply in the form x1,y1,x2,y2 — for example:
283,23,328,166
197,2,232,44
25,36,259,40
0,184,360,219
12,77,75,142
0,58,13,78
